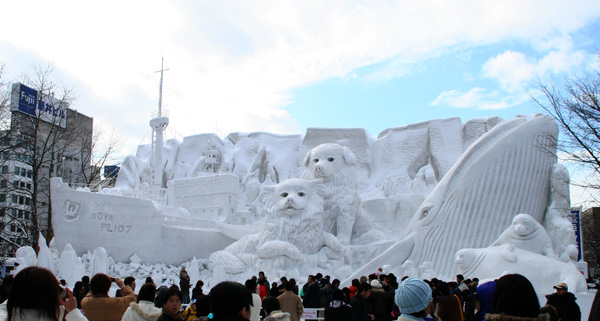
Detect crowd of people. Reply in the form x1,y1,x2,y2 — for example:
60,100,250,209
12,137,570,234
0,267,591,321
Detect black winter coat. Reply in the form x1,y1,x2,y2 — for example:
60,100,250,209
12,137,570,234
545,292,581,321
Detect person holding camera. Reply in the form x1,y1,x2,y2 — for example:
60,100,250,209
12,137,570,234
0,266,88,321
81,274,136,321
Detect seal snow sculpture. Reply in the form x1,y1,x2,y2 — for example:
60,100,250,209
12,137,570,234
491,213,556,258
209,178,342,275
455,245,586,293
303,143,381,244
344,115,559,281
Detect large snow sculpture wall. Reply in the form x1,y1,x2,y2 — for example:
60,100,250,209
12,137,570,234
345,115,560,279
51,114,578,284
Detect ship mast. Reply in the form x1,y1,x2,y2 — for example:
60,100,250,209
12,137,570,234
150,58,169,201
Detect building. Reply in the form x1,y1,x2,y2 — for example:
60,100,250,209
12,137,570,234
583,207,600,279
0,83,93,257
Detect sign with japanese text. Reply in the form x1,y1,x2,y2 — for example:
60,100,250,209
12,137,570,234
10,83,67,128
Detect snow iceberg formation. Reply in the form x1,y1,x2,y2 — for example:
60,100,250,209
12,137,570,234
46,114,584,290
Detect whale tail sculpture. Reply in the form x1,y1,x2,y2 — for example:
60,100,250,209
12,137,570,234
344,115,558,282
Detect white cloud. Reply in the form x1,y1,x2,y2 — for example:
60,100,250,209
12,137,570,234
482,51,535,92
1,0,599,152
431,87,496,108
482,39,594,92
431,87,530,110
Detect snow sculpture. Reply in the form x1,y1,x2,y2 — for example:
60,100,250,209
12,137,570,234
92,247,110,276
115,155,151,192
302,143,381,244
344,115,559,280
59,244,84,287
382,176,393,197
544,164,578,262
209,178,343,276
37,233,56,274
400,260,418,278
419,262,436,280
454,245,587,294
491,213,556,258
14,246,37,273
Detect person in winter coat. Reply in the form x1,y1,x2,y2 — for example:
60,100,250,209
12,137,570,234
302,276,322,309
368,280,389,321
325,289,353,321
278,281,303,321
81,274,136,321
472,280,496,321
179,268,190,305
191,281,204,301
121,283,162,321
157,287,183,321
263,296,291,321
350,283,373,321
436,282,464,321
349,279,360,300
545,283,581,321
245,279,262,321
487,274,548,321
0,267,87,321
181,299,198,321
394,277,433,321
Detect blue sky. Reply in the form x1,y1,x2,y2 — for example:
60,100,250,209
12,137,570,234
1,1,600,206
289,20,600,136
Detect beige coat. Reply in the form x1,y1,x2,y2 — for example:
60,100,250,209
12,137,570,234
81,286,136,321
278,291,303,321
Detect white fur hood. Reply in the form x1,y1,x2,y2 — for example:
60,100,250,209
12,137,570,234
121,301,163,321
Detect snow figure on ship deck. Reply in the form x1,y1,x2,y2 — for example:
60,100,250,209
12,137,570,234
303,143,382,245
209,178,343,276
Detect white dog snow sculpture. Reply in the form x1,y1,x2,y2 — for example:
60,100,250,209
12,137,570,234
209,178,342,275
491,213,557,258
303,143,381,244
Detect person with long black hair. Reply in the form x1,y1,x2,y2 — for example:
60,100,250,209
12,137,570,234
3,266,87,321
487,274,548,321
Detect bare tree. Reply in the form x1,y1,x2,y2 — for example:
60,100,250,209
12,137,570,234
76,125,122,188
531,58,600,202
582,209,600,278
0,62,96,255
0,63,11,129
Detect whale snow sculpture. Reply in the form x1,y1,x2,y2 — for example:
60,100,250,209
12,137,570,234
454,245,586,294
343,115,559,281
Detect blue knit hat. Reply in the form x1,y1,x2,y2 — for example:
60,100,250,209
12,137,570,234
395,277,432,314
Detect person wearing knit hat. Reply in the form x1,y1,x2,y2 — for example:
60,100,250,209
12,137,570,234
394,277,432,321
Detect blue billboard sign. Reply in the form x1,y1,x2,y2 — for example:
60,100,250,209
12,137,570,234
17,84,38,116
104,165,120,178
10,83,67,128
